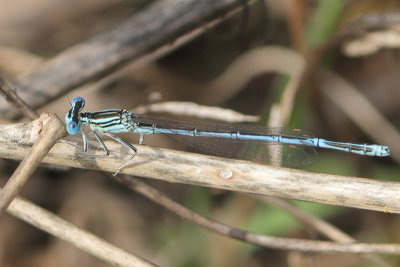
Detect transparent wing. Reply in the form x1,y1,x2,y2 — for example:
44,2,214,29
164,134,318,167
134,114,319,167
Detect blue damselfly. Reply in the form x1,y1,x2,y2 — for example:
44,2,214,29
65,97,390,175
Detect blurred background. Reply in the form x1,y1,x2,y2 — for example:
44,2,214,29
0,0,399,266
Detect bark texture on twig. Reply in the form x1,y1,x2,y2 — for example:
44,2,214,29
0,113,65,216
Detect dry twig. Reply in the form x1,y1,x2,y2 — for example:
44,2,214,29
259,197,391,266
133,101,260,123
114,175,400,255
0,113,65,216
6,194,156,267
0,75,38,119
0,119,399,213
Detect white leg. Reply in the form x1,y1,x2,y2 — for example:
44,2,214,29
102,132,137,175
139,133,144,145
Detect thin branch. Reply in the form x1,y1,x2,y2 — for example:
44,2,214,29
114,175,400,255
0,75,38,119
259,196,391,267
6,194,156,267
132,101,260,123
0,119,399,213
0,113,65,216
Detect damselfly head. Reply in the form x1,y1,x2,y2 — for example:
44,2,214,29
65,96,85,135
380,146,390,157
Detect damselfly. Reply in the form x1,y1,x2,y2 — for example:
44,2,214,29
65,97,390,175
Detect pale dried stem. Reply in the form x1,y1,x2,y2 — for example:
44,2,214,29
115,175,400,255
6,194,156,267
0,119,399,214
133,102,260,123
0,113,65,216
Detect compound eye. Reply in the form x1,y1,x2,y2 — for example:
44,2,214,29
71,96,85,108
66,121,80,135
